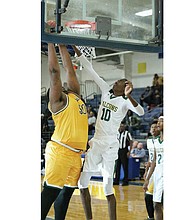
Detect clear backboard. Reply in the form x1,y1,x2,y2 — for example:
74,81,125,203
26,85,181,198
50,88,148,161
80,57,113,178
41,0,163,53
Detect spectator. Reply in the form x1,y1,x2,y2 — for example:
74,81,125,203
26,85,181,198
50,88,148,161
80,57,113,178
87,105,97,118
140,74,163,110
154,88,162,106
140,86,151,107
126,110,141,135
88,110,96,135
140,86,162,110
130,140,139,154
130,142,146,159
152,73,159,86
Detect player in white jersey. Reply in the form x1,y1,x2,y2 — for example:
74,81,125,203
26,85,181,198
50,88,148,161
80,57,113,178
144,120,160,220
73,46,144,220
143,116,164,220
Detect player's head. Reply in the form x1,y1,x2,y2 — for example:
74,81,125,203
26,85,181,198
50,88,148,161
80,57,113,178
112,78,127,96
150,120,160,137
157,116,164,132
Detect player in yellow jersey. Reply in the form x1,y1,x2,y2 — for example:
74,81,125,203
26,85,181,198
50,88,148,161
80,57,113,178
41,21,88,220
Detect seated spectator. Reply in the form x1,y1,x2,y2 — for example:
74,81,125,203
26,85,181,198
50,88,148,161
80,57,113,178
140,86,162,110
153,88,162,106
87,105,97,118
152,73,159,86
88,111,96,135
140,74,163,110
157,76,163,105
126,110,141,135
130,142,146,160
130,140,139,154
140,86,151,107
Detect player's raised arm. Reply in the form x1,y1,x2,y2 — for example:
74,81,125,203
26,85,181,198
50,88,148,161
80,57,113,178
124,81,144,116
58,44,80,95
47,20,67,113
72,45,109,91
48,43,67,110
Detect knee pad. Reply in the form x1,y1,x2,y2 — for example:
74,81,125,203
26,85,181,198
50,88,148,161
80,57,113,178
78,172,92,189
103,178,114,196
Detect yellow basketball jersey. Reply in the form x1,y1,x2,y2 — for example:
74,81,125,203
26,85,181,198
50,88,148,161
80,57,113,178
50,93,88,150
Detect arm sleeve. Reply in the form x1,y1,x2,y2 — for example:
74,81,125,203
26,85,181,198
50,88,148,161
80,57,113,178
78,54,110,92
125,100,144,116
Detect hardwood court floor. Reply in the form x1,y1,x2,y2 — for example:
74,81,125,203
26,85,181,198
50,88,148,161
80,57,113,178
42,177,148,220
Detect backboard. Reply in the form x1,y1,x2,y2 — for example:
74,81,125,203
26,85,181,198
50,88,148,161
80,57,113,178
41,0,163,53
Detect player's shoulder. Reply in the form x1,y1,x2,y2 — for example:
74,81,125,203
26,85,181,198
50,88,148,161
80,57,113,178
146,137,155,148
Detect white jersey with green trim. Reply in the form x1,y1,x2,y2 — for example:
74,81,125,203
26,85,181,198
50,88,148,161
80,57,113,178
146,137,158,187
95,90,138,137
147,137,156,162
78,54,144,138
153,136,164,172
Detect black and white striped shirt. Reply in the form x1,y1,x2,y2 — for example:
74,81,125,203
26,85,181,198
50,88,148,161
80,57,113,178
118,130,132,150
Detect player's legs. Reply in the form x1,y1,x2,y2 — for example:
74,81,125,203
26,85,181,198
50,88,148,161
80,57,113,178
145,179,154,219
105,176,117,220
153,175,163,220
80,187,93,220
42,142,67,219
41,182,61,220
154,202,163,220
78,171,95,220
42,142,82,219
106,193,117,220
102,146,118,220
54,186,75,220
78,142,103,220
145,193,154,219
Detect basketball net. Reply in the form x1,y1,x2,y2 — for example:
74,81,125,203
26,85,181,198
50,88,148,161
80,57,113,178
77,46,96,59
65,20,96,60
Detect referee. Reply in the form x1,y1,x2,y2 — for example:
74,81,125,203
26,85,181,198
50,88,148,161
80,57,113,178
114,122,133,186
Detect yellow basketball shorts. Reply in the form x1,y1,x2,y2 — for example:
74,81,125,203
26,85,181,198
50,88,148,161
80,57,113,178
43,141,82,189
147,181,154,195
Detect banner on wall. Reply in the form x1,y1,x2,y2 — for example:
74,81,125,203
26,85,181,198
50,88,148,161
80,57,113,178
138,63,146,74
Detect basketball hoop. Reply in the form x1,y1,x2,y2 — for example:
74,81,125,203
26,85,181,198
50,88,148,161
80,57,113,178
65,20,96,59
65,20,96,35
